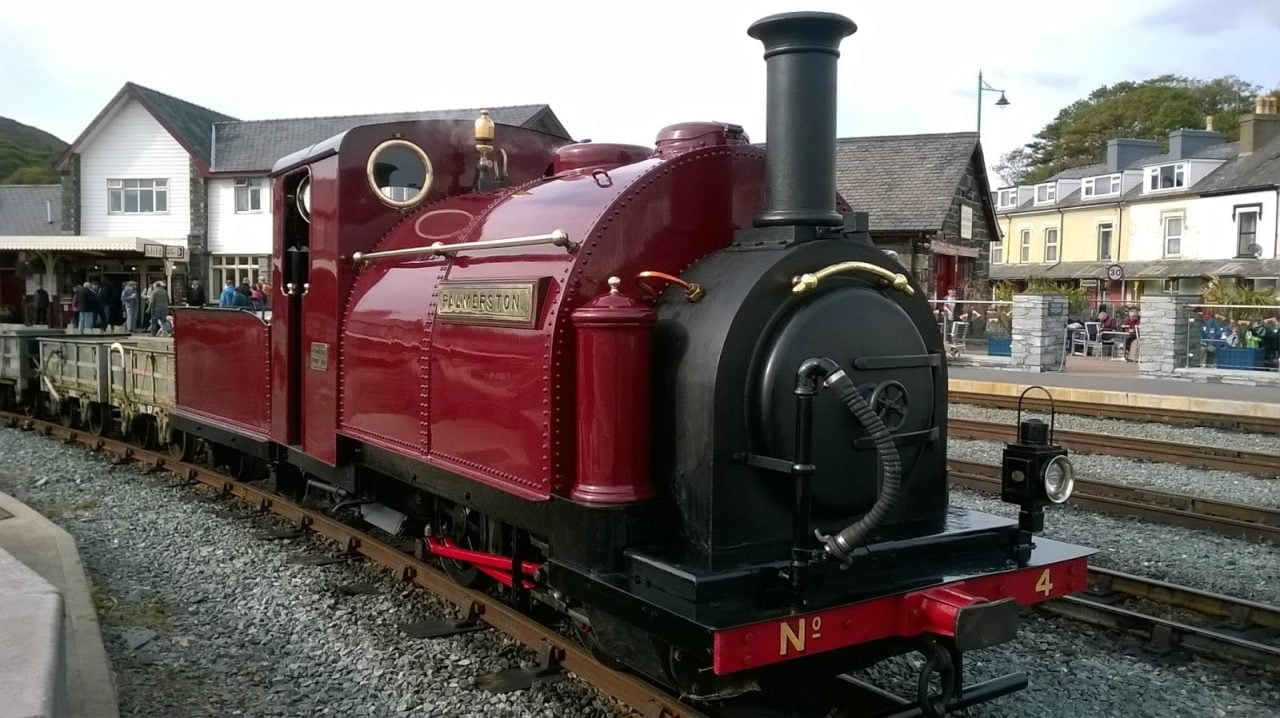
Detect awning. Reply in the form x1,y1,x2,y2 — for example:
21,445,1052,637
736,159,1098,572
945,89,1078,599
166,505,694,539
993,258,1280,282
931,240,981,258
989,261,1111,281
0,236,187,259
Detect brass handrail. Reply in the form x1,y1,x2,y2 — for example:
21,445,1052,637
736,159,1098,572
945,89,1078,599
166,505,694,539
352,230,573,265
791,261,914,296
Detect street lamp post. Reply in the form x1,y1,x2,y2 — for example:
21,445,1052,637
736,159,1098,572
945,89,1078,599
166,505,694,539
977,70,1010,136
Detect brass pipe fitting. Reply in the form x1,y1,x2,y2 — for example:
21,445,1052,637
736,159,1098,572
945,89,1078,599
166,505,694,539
791,262,914,296
636,271,705,303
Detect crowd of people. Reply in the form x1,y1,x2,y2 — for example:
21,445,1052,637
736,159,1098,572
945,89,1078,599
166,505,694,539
57,275,273,337
1067,304,1141,361
1200,311,1280,368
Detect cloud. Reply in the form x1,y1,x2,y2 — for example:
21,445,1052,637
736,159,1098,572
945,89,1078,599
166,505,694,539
1143,0,1280,34
1008,71,1080,92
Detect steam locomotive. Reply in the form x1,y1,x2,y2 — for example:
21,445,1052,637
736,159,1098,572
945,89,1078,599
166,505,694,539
6,11,1094,715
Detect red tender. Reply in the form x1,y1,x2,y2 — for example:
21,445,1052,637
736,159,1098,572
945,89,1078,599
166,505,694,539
172,309,272,439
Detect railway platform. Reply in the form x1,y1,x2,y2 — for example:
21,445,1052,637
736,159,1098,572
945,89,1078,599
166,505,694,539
0,490,118,718
950,364,1280,421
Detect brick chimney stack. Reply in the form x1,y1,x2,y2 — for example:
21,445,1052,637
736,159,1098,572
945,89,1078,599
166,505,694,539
1240,95,1280,155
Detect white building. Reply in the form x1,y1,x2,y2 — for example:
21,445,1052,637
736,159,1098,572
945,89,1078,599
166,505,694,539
54,82,570,297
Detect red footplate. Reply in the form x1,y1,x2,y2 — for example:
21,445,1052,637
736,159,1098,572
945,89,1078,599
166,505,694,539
712,556,1088,675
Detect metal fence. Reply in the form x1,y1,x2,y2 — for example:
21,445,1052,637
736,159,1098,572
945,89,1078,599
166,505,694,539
1184,303,1280,373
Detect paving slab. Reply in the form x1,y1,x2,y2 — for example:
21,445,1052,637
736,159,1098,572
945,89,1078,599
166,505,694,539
0,491,118,718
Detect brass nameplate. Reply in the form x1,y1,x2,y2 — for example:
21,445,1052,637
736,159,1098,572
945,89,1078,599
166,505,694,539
438,279,546,328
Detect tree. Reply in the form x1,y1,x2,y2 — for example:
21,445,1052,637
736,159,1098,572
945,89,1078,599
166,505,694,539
994,146,1033,186
0,138,59,185
1008,75,1275,184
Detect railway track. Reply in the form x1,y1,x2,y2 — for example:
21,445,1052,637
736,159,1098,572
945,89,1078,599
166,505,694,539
949,417,1280,479
948,458,1280,544
0,412,703,718
7,411,1279,712
949,391,1280,436
1054,566,1280,673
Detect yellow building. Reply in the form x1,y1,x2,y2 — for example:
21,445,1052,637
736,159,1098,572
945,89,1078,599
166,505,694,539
992,138,1158,305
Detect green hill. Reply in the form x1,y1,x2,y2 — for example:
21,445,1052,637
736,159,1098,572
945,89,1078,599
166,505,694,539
0,117,68,185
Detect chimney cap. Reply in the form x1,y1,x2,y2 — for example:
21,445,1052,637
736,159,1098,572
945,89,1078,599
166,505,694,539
1256,96,1279,115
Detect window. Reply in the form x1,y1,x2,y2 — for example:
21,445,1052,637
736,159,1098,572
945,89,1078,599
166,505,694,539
1163,215,1183,256
108,179,168,214
209,255,270,293
992,240,1004,264
1163,279,1181,293
234,178,263,213
1146,163,1187,192
997,189,1018,209
367,139,432,208
1236,206,1261,257
1019,228,1031,262
1044,227,1060,262
1097,222,1114,260
1034,183,1056,205
1082,174,1120,199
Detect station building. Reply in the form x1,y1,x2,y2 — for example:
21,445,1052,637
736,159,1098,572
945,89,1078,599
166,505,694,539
0,82,569,322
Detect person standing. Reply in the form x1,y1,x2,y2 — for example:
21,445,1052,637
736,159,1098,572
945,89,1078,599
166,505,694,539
232,283,253,308
219,279,236,307
73,282,94,331
1122,309,1141,361
32,284,49,326
147,281,171,336
121,281,139,332
187,279,208,307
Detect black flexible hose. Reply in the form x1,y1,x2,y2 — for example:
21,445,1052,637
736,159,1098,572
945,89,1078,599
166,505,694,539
818,368,903,562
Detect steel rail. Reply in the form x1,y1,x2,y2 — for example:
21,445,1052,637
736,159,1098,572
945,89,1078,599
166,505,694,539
949,391,1280,436
948,459,1280,544
1047,566,1280,672
949,417,1280,479
0,412,703,718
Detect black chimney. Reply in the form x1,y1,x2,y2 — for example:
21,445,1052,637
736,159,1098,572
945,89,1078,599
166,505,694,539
748,11,856,228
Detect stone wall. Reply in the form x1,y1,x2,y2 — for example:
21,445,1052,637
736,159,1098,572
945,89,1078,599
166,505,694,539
1139,294,1202,378
1011,294,1067,372
59,153,80,236
186,157,208,286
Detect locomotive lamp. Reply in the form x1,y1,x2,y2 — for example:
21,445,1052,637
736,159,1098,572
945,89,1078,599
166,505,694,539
1000,387,1074,564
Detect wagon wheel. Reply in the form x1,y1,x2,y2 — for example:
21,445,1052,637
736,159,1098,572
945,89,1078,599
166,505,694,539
59,399,78,428
167,429,194,462
129,416,157,448
86,403,108,437
210,444,251,480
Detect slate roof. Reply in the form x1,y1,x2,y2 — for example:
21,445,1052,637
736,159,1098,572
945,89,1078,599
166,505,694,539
212,105,567,173
60,82,570,176
834,132,982,232
999,140,1261,214
0,185,62,235
129,83,237,166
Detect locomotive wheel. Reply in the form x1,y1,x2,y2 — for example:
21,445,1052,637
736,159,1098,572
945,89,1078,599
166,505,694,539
86,404,108,437
439,504,493,588
167,429,194,462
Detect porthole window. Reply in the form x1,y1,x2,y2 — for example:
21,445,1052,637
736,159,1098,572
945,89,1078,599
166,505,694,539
367,139,432,208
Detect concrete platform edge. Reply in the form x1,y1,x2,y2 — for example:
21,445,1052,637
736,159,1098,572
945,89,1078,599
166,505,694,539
0,491,119,718
949,378,1280,419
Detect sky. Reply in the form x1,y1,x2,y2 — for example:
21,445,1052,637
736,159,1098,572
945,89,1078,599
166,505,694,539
2,0,1278,185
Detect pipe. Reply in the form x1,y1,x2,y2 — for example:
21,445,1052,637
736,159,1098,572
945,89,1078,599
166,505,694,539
817,366,903,562
747,12,856,227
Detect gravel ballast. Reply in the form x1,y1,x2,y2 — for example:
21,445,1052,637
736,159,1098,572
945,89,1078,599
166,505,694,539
951,487,1278,604
2,424,1277,717
949,437,1280,509
949,403,1280,456
0,428,619,718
